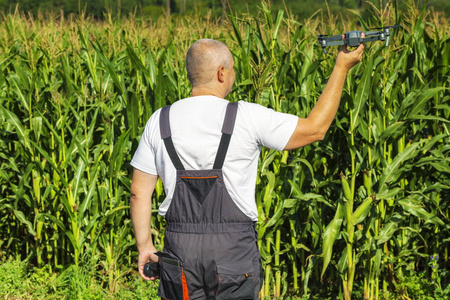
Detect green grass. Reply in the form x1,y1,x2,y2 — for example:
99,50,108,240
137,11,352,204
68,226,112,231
1,258,448,299
0,258,159,299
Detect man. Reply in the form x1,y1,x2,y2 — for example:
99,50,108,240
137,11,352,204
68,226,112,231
130,38,364,299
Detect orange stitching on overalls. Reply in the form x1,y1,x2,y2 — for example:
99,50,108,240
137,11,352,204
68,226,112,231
215,273,219,299
182,268,189,300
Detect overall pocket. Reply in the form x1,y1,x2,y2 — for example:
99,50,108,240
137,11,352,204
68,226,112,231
216,261,255,300
158,257,188,300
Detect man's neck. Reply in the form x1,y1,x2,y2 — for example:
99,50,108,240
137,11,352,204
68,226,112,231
191,86,226,98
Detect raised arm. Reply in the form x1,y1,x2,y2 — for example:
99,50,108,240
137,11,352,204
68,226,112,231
284,41,365,150
130,168,159,280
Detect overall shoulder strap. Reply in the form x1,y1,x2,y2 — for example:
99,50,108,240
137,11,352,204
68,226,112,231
160,105,185,170
213,102,238,169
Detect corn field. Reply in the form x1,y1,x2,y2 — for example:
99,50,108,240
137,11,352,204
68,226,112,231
0,0,449,299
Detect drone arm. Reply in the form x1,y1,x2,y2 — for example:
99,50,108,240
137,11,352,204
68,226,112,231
326,41,346,46
319,39,345,54
362,36,382,43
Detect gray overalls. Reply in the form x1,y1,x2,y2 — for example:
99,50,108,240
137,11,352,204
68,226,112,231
158,102,262,300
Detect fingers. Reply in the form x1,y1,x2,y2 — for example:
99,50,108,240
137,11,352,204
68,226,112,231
139,262,160,281
140,266,160,281
356,42,366,61
340,44,349,53
335,43,364,71
139,263,152,281
138,250,160,281
357,32,366,56
339,34,349,53
334,31,366,71
354,42,365,59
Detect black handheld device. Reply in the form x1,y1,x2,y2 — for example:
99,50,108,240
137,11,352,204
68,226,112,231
143,252,181,278
143,262,160,278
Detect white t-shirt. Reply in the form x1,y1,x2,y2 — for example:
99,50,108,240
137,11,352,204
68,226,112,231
131,96,298,221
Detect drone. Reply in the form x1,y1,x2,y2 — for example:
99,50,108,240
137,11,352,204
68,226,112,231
317,25,401,54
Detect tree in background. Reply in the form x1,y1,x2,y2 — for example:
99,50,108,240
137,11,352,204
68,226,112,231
0,0,449,19
220,0,226,21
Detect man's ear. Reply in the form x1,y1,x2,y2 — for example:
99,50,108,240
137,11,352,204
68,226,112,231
217,66,225,83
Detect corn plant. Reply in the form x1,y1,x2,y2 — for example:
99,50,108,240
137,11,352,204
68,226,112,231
0,1,448,299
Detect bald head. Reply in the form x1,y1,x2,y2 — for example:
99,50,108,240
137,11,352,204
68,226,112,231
186,39,233,87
